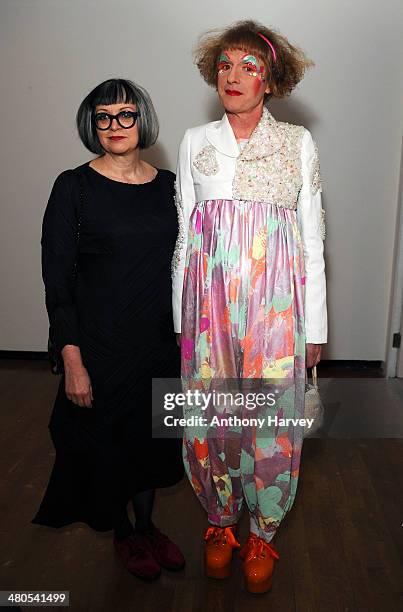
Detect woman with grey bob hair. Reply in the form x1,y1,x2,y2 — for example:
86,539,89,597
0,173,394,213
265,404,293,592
33,78,185,582
76,78,159,153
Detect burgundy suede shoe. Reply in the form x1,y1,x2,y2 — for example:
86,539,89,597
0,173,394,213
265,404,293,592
141,525,185,571
113,533,161,580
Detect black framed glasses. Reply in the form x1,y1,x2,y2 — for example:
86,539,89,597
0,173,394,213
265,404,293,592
93,110,140,130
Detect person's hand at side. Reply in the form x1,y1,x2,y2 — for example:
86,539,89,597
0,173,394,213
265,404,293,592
306,343,323,369
62,345,93,407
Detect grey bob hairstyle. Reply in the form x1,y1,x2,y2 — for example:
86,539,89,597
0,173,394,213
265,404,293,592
76,78,159,154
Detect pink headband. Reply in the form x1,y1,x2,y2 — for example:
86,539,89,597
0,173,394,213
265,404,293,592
257,32,277,62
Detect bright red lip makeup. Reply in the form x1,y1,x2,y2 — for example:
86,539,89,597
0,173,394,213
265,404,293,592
109,136,126,140
225,90,242,96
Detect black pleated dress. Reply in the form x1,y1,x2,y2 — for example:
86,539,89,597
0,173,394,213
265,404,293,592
32,163,183,531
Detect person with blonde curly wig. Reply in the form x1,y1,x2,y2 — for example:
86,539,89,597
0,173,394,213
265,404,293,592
172,20,327,593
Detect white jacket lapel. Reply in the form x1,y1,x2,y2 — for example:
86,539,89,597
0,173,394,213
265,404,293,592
205,107,282,160
205,113,239,158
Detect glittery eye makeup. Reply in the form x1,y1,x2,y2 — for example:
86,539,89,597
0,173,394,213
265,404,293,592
219,53,231,62
217,51,266,82
217,52,231,74
241,54,265,80
242,54,260,71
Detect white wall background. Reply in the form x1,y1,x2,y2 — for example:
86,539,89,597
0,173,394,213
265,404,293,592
0,0,402,359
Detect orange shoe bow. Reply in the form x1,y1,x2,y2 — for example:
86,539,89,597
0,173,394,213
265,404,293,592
204,526,241,549
241,534,280,563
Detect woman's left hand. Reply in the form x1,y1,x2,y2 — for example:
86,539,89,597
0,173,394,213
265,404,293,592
306,343,323,368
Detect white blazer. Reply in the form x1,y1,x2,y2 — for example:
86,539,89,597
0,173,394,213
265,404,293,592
172,107,327,344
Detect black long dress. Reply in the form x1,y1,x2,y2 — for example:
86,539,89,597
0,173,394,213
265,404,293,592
32,163,183,531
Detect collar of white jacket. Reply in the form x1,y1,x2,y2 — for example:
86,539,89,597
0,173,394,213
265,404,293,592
205,106,283,159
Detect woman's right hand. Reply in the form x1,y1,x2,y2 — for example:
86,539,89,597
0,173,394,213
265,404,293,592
62,345,93,407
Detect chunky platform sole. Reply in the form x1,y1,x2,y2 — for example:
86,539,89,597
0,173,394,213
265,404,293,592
245,573,273,593
204,525,240,580
205,563,232,579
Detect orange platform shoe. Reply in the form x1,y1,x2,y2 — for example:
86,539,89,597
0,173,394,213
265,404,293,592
239,534,280,594
204,526,241,579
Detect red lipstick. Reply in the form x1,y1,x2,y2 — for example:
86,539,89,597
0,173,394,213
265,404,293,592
109,136,126,141
225,89,242,96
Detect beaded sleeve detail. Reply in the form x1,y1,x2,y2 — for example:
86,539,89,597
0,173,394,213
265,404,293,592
319,208,326,240
311,141,322,195
171,181,185,278
193,144,219,176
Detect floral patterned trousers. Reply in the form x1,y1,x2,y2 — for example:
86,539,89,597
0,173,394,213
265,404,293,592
181,199,306,542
